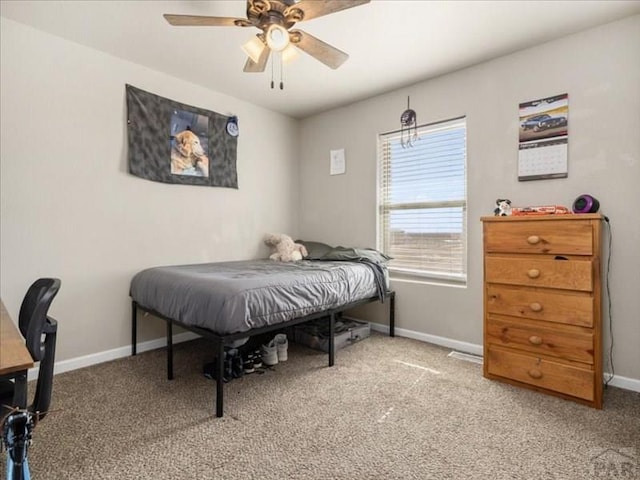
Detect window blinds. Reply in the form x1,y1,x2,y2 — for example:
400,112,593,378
378,117,467,282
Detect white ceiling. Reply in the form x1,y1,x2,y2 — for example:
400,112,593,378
2,1,639,118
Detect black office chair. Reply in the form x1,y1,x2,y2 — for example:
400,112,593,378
0,278,61,421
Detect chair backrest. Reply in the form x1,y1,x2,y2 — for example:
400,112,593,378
18,278,61,420
18,278,61,362
31,317,58,420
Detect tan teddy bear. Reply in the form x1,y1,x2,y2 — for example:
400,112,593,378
264,233,308,262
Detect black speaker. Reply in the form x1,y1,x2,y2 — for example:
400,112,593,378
572,194,600,214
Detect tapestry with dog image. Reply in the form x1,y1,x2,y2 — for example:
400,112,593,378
126,84,238,188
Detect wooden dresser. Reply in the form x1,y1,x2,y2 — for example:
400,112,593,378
481,214,603,408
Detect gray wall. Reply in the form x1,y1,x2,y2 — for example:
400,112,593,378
0,18,300,362
298,16,640,387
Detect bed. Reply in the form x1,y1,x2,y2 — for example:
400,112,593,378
130,247,395,418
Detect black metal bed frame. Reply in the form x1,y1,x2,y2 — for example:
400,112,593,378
131,291,395,418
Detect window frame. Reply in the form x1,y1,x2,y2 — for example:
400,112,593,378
377,116,468,285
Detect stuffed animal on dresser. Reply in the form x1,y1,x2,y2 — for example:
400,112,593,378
494,199,512,216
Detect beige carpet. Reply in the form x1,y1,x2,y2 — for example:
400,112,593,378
3,333,639,479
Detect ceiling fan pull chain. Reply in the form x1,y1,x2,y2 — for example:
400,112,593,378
270,53,275,89
279,52,284,90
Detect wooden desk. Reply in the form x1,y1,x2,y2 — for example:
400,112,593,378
0,300,34,408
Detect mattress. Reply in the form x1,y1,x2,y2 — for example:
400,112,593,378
130,259,384,335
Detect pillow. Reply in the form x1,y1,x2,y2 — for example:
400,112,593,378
319,246,392,264
295,240,334,260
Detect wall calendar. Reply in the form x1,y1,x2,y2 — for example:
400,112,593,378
518,93,568,181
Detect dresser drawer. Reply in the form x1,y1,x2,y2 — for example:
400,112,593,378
484,220,593,255
486,285,593,327
486,315,594,364
487,346,594,401
485,256,593,291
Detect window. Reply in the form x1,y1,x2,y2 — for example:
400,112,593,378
377,117,467,283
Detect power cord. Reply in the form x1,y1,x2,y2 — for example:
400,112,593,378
602,215,614,388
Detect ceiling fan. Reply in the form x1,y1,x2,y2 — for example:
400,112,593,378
163,0,370,73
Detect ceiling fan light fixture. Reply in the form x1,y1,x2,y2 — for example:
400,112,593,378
266,24,290,52
281,43,298,64
164,0,372,77
241,36,266,64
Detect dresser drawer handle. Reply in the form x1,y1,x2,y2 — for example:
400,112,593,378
527,235,540,245
528,369,543,379
527,269,540,279
529,302,543,312
528,335,543,345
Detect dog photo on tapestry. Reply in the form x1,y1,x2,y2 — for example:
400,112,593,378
170,110,210,178
126,84,238,188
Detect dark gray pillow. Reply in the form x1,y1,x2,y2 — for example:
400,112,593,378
318,247,392,264
295,240,334,260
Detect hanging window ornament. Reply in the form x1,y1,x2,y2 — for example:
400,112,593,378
400,96,418,148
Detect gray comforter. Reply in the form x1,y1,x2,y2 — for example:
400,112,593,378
130,259,383,335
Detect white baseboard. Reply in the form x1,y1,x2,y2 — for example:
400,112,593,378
365,319,640,394
604,373,640,393
30,321,640,394
368,321,483,356
28,331,200,381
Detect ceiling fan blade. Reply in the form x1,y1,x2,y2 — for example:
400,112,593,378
163,14,252,27
290,29,349,69
243,47,271,73
286,0,370,22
